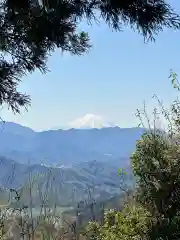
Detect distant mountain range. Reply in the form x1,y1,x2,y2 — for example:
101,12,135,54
0,121,144,207
0,121,145,165
0,156,134,207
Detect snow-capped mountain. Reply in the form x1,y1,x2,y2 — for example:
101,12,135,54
68,114,118,129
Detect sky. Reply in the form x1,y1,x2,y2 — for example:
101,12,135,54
1,1,180,131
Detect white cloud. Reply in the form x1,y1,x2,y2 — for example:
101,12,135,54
68,113,117,129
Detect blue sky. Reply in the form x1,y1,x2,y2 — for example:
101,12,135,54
1,1,180,130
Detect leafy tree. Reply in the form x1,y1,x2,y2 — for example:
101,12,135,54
131,80,180,239
1,0,180,112
83,73,180,240
85,204,152,240
131,132,180,238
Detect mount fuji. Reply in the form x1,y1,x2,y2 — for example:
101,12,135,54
52,114,118,130
68,114,117,129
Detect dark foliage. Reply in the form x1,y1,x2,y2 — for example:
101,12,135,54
132,130,180,239
1,0,180,112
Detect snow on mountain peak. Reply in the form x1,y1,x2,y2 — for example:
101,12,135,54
68,114,117,129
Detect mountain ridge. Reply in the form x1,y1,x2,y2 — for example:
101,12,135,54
0,156,134,207
0,121,145,165
0,121,142,132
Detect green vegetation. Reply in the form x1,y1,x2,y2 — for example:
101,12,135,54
86,204,151,240
83,73,180,240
